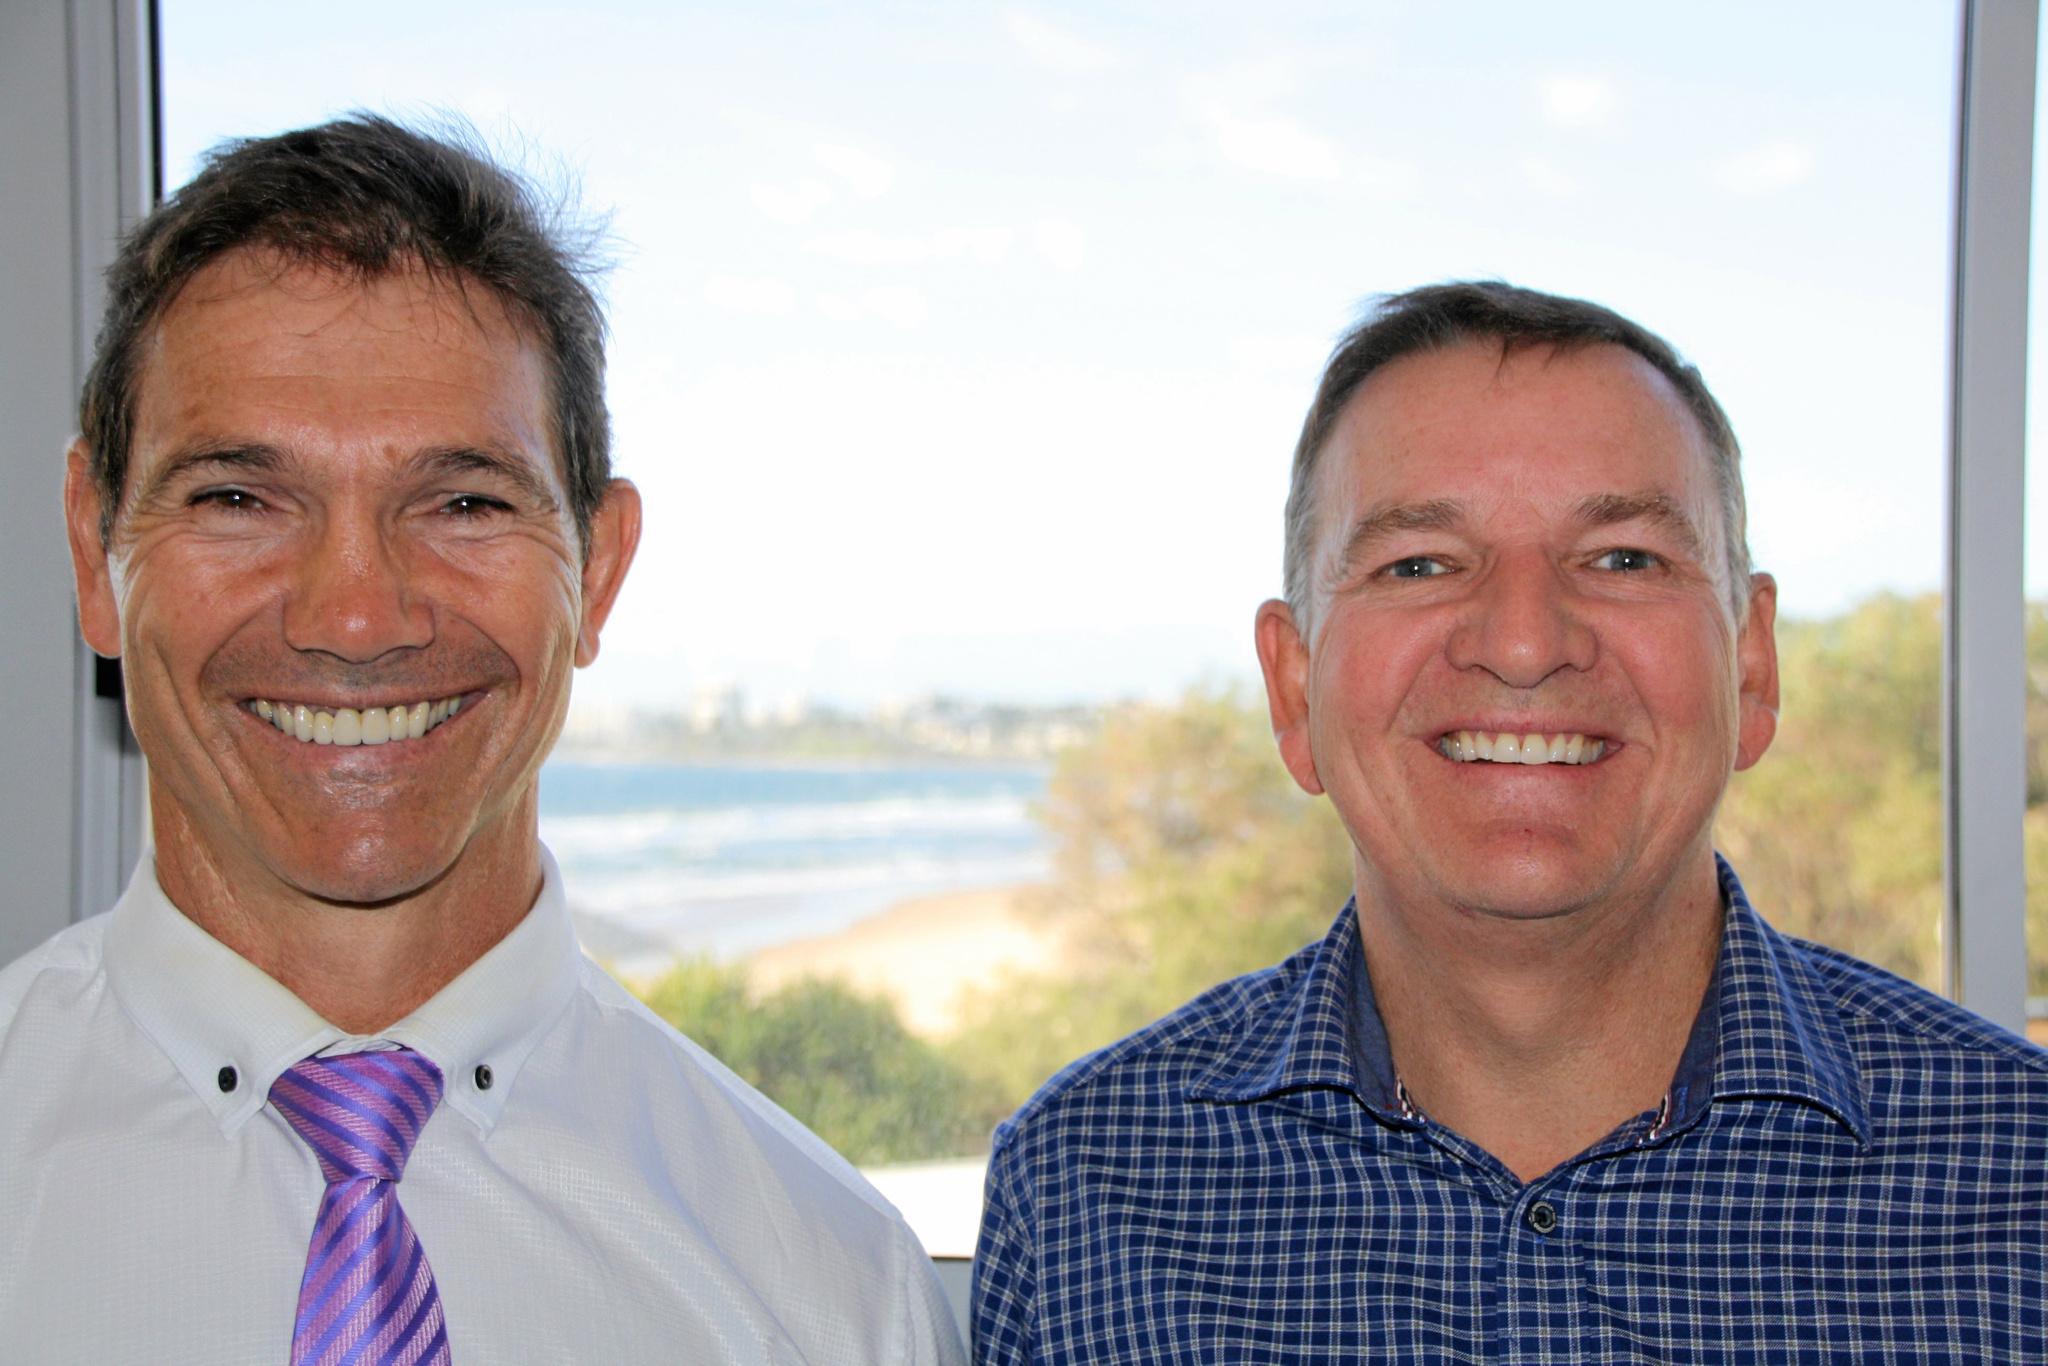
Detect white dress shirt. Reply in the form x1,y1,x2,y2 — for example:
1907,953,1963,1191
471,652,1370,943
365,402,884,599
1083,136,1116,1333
0,849,966,1365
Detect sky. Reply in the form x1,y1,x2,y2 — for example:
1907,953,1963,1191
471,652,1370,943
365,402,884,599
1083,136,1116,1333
160,1,2019,712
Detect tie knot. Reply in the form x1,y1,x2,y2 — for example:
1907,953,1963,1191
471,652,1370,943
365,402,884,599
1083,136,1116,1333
270,1048,444,1185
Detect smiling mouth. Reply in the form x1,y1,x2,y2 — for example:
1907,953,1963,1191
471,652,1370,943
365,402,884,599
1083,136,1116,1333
245,695,470,747
1436,729,1609,765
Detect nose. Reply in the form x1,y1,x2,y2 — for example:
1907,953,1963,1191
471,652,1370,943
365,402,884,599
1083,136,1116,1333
280,511,434,663
1443,551,1597,688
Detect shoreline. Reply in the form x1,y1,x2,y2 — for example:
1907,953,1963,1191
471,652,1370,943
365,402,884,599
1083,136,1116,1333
745,881,1068,1037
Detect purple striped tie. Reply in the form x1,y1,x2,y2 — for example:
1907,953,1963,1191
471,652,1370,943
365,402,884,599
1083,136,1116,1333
271,1049,452,1366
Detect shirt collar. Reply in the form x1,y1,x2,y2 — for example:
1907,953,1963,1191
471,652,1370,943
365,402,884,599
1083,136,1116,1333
104,845,583,1138
1185,898,1420,1128
1676,855,1872,1146
1187,856,1872,1146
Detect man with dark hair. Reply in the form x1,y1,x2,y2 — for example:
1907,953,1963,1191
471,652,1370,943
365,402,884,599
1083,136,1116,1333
972,281,2048,1362
0,116,963,1364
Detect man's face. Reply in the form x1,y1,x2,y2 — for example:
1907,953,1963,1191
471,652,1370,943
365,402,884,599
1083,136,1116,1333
1256,339,1777,921
65,250,638,906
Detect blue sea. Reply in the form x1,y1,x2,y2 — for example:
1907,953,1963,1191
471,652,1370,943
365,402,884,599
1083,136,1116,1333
537,759,1051,963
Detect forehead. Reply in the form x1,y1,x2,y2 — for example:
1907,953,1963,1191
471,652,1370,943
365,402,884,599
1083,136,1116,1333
1318,338,1716,520
130,249,553,481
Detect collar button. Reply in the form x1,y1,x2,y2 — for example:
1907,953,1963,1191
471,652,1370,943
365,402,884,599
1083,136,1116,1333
217,1065,238,1094
474,1063,494,1091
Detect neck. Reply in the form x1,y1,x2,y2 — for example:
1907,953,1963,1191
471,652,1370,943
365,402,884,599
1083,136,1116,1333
150,795,543,1035
1357,850,1723,1184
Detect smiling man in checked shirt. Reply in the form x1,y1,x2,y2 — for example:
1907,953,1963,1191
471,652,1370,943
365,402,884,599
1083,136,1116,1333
971,282,2048,1363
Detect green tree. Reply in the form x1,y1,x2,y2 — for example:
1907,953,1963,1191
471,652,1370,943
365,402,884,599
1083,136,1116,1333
1715,593,1944,984
639,958,990,1163
950,686,1353,1111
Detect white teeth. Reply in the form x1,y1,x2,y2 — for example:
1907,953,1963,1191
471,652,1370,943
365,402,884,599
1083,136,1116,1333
247,695,469,748
1437,729,1607,766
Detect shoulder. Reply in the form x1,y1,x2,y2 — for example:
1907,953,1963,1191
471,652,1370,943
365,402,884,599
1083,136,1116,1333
557,960,963,1357
991,940,1315,1161
1784,931,2048,1083
0,913,113,1035
567,958,919,1225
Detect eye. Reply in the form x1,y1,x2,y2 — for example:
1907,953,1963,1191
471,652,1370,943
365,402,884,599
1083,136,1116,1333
440,493,513,518
190,487,265,513
1382,555,1452,579
1592,547,1662,572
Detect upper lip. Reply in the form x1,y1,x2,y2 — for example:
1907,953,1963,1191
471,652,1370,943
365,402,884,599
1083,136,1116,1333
1431,720,1612,738
243,690,472,710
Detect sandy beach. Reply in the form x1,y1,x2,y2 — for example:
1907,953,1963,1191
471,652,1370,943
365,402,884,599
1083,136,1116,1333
746,882,1070,1037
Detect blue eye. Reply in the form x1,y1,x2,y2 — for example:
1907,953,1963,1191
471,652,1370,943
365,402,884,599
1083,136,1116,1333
1595,548,1660,572
1384,556,1450,579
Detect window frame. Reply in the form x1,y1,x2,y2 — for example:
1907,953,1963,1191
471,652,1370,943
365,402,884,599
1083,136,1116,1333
3,0,2036,1033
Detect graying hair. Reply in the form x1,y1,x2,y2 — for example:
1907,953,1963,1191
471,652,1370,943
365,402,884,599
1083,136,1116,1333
1282,281,1751,635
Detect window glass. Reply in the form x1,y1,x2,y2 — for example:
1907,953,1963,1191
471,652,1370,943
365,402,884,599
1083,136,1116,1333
164,0,1962,1248
2024,7,2048,1043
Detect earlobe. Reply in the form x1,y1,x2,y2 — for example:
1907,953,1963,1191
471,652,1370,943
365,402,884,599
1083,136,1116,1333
1254,598,1323,796
574,478,643,667
1733,572,1779,771
64,442,123,658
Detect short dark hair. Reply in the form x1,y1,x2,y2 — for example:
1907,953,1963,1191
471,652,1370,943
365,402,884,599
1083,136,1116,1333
79,113,611,551
1283,280,1750,629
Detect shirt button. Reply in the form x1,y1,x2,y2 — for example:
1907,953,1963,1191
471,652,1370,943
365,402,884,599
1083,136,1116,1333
474,1063,494,1091
216,1065,238,1093
1526,1201,1559,1235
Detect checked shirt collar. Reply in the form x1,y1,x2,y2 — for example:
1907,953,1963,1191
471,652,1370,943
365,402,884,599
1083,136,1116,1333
1186,855,1873,1150
103,845,582,1140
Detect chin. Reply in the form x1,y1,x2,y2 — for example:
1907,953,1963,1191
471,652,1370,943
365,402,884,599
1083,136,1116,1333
1423,840,1614,921
279,839,457,908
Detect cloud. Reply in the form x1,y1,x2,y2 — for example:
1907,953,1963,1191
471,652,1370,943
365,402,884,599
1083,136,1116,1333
816,286,929,327
1031,218,1086,272
814,142,894,199
1185,65,1350,183
808,226,1015,267
1204,107,1340,180
702,273,796,316
1004,9,1114,75
1519,155,1576,198
1538,74,1617,128
1713,140,1816,195
751,179,833,225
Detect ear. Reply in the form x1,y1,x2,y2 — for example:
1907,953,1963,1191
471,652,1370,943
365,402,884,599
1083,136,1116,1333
575,478,642,668
64,441,122,657
1732,572,1779,771
1255,598,1323,796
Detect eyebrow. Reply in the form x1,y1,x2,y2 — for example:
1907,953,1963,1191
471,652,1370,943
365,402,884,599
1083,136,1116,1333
412,445,561,512
1334,497,1466,578
1573,491,1708,559
130,441,560,512
1332,490,1711,582
131,442,289,509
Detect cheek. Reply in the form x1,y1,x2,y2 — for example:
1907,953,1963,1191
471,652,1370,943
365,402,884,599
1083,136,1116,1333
116,545,267,674
1306,612,1444,762
1620,618,1741,744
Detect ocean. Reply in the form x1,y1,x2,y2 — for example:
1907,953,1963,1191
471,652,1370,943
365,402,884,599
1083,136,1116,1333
537,759,1052,966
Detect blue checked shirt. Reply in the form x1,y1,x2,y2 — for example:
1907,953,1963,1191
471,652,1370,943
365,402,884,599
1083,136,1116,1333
972,859,2048,1363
